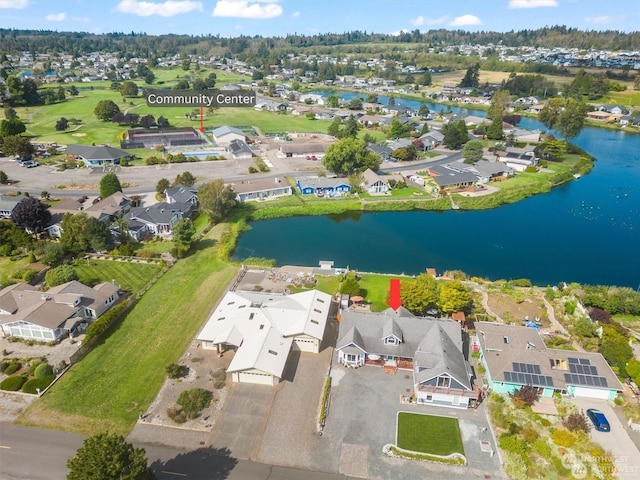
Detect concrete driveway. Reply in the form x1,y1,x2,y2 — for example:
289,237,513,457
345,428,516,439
207,383,275,460
570,397,640,477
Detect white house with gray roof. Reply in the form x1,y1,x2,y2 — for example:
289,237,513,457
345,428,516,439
164,184,198,206
197,289,332,385
211,126,247,146
336,307,479,408
65,144,132,167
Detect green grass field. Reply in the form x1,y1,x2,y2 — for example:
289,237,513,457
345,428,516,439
18,225,237,435
397,412,464,456
0,254,33,285
73,259,161,294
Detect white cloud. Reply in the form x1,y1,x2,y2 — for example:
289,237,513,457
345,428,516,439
46,12,67,22
449,14,482,26
508,0,558,9
291,10,300,18
410,15,448,27
585,15,617,24
72,16,90,22
0,0,28,8
212,0,282,19
116,0,203,17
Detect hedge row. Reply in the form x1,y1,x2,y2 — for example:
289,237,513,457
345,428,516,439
0,375,26,391
84,301,131,344
22,375,56,394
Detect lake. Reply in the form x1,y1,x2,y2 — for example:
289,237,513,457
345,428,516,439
235,97,640,288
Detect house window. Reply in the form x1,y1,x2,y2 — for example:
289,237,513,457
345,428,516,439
426,394,433,402
313,308,322,314
249,313,255,320
384,336,398,345
503,336,509,344
317,298,325,303
268,350,278,356
346,354,358,362
437,376,451,388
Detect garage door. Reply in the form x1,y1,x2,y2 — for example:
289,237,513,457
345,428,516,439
294,337,318,353
237,371,275,386
572,387,611,400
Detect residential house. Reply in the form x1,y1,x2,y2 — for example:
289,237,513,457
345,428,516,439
45,197,86,238
165,184,198,206
124,202,195,238
228,139,255,159
84,192,132,223
596,104,628,115
428,165,478,190
211,126,247,146
418,131,445,150
336,307,479,408
231,177,292,202
493,148,538,172
475,322,622,400
467,160,514,183
587,111,615,122
197,289,332,385
296,177,351,197
367,144,394,162
0,280,119,341
0,196,21,220
361,168,390,194
64,144,133,167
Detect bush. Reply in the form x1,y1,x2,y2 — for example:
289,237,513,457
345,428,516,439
4,362,22,375
34,363,54,378
563,411,591,433
45,264,78,287
21,375,55,394
510,278,532,287
510,384,539,408
551,428,576,447
213,379,226,390
533,438,551,457
135,249,158,259
176,388,213,419
165,363,188,379
0,361,10,373
84,301,129,343
0,375,26,391
167,405,187,424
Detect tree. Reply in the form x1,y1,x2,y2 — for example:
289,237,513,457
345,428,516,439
67,432,156,480
486,116,504,140
322,137,381,175
0,118,26,137
510,384,539,408
45,264,78,287
348,97,363,110
563,412,591,433
365,93,378,104
599,324,633,376
175,79,190,90
157,116,170,128
156,178,170,195
1,135,34,157
198,179,237,223
4,107,18,120
389,118,412,139
457,120,469,145
176,388,212,419
67,85,79,96
459,63,480,88
60,213,90,254
339,272,361,296
539,97,588,141
419,71,432,86
144,71,155,84
462,139,484,163
55,117,69,131
488,90,511,120
438,280,472,315
418,103,430,119
172,218,195,257
120,81,139,98
388,95,395,107
400,273,439,315
442,122,463,150
327,117,342,138
86,217,113,252
99,173,123,199
0,170,7,184
174,171,196,187
139,114,156,129
94,100,121,121
41,243,66,266
10,197,51,234
326,94,340,108
343,115,359,138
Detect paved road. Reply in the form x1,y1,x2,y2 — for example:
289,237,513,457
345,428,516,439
0,424,350,480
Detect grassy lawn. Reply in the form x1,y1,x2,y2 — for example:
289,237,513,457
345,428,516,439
0,254,34,285
360,273,415,311
360,186,429,201
73,259,161,294
313,274,341,296
397,412,464,456
18,225,237,435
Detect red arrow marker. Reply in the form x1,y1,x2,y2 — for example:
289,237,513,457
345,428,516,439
387,278,403,311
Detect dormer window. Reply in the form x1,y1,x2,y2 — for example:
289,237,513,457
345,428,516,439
384,336,399,345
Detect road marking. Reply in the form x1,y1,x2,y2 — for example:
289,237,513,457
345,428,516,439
0,445,11,449
160,471,187,477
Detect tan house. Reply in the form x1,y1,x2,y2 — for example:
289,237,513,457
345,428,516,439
361,168,390,194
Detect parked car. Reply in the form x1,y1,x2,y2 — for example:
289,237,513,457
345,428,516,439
21,161,39,168
587,408,610,432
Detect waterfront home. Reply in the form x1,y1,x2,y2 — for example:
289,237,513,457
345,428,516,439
361,168,390,194
296,176,351,197
231,177,292,202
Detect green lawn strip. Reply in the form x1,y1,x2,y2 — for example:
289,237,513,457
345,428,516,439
18,228,237,435
73,259,161,294
360,273,414,312
0,255,32,284
313,275,341,296
396,412,464,456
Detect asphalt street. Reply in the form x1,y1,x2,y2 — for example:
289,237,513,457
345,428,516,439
0,424,350,480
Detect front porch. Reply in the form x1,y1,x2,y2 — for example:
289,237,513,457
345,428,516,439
364,356,413,371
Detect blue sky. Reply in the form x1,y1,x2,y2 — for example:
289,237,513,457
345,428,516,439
0,0,638,37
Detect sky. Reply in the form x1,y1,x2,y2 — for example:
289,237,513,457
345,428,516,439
0,0,638,38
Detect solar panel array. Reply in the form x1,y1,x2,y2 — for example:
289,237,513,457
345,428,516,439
568,357,592,366
564,373,608,388
512,362,542,374
504,371,554,387
569,363,598,375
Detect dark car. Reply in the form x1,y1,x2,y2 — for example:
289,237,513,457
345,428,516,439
586,408,610,432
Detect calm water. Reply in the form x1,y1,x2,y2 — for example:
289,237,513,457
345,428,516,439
235,98,640,287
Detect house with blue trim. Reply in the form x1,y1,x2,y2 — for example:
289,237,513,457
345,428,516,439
296,176,351,197
475,322,622,400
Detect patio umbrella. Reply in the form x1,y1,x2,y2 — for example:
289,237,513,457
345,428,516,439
350,296,364,302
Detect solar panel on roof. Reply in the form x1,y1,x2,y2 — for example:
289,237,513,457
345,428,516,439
586,376,594,386
568,357,579,364
504,371,512,382
598,377,608,387
579,358,591,365
588,365,598,375
534,365,541,374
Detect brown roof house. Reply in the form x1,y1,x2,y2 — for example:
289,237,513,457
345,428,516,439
0,280,120,341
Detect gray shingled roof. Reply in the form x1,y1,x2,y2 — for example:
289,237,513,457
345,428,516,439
65,144,130,161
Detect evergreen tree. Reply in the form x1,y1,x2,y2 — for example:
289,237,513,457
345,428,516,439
486,116,504,140
99,173,123,198
459,63,480,88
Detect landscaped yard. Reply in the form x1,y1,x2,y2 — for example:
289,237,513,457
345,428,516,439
73,259,161,294
396,412,464,456
17,224,237,435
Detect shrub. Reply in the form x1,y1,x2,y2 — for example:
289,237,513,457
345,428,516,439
521,427,539,443
0,375,26,391
248,166,258,174
533,438,551,457
213,379,225,390
510,278,532,287
211,368,226,380
20,269,37,282
34,363,54,378
0,361,10,373
165,363,188,379
45,264,78,287
166,405,187,424
510,384,539,408
84,301,129,343
563,411,591,433
21,375,55,394
4,362,22,375
176,388,213,419
551,429,576,447
135,249,158,259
